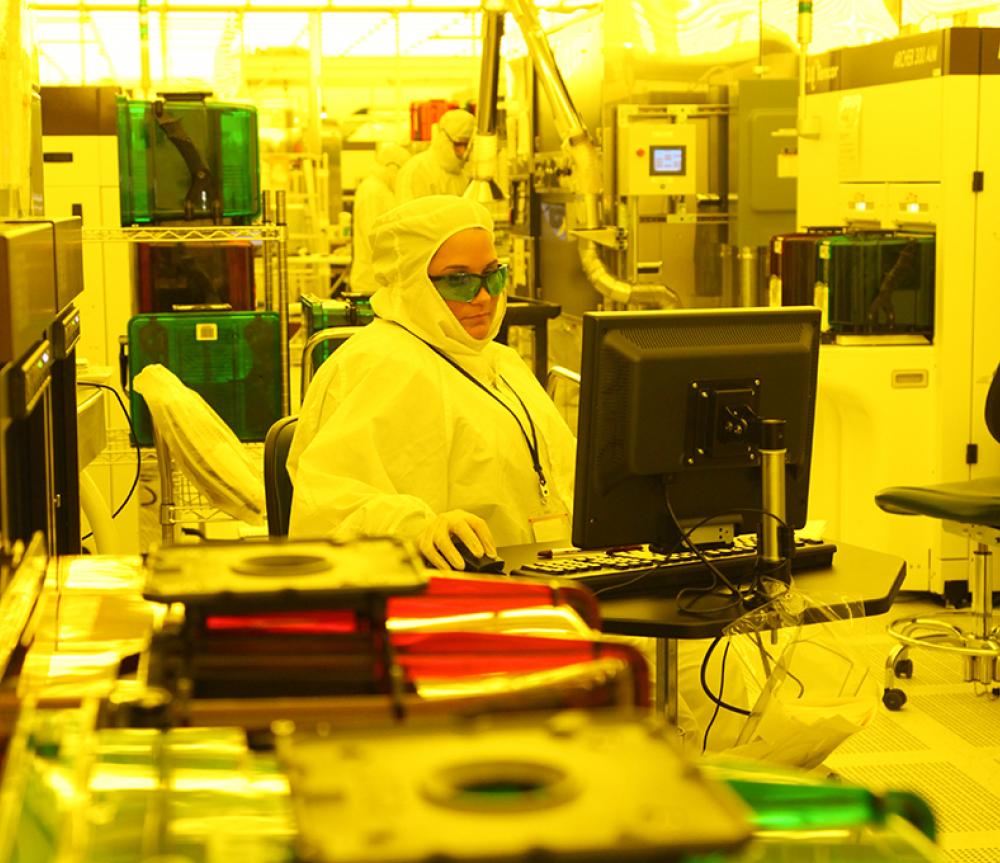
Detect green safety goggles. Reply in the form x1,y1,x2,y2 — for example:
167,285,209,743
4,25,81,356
430,264,508,303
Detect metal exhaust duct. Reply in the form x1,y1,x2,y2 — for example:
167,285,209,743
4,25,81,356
466,8,506,203
505,0,679,308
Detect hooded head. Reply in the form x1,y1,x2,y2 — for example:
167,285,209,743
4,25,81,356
430,109,475,175
369,196,506,374
374,143,411,193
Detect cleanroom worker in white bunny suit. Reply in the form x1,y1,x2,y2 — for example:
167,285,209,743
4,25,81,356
394,109,475,202
287,195,576,570
349,143,411,295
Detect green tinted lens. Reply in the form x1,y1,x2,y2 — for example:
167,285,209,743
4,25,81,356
432,265,508,302
434,274,481,302
485,265,508,296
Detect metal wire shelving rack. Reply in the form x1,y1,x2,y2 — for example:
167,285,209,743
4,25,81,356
84,192,291,544
93,428,266,543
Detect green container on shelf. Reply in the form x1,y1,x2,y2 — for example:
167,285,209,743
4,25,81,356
301,293,374,372
819,233,935,337
117,93,260,225
127,311,280,445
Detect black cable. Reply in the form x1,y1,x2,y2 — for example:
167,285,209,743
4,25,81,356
668,488,744,614
78,382,142,542
668,496,792,617
391,321,551,498
703,636,737,753
698,606,814,754
699,636,752,717
591,502,794,603
594,503,760,597
592,530,687,597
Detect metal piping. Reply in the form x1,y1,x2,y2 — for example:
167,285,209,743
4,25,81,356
507,0,586,144
276,190,291,416
506,0,679,308
477,10,503,137
796,0,820,138
138,0,151,99
466,8,505,203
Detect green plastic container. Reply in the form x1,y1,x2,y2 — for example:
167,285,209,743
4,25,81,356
127,311,280,445
819,233,935,337
686,759,941,863
117,94,260,225
768,228,844,307
301,293,374,371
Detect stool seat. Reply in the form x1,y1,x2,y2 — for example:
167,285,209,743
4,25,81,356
875,478,1000,527
875,364,1000,710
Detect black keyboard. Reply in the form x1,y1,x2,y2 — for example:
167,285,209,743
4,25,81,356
511,535,837,595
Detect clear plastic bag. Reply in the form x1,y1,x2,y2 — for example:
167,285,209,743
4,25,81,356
718,589,880,770
132,364,266,525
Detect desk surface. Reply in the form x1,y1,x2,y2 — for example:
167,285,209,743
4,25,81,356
503,297,562,323
500,543,906,640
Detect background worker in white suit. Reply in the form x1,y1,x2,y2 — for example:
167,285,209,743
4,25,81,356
395,109,475,201
349,143,411,294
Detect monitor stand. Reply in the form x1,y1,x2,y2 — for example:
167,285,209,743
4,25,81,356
756,418,793,583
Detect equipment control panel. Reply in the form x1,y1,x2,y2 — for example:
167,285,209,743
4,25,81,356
7,339,53,420
51,305,81,360
617,121,697,197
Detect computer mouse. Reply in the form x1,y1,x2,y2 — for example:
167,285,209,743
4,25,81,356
450,538,505,574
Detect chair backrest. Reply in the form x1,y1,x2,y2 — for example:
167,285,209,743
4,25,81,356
264,415,299,538
301,326,365,402
987,362,1000,445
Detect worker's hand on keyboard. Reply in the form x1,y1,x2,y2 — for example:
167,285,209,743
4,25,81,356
419,510,497,571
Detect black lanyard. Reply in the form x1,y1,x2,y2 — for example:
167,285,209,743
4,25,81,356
389,321,550,501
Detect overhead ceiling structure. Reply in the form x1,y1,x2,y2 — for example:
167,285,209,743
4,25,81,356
27,0,596,92
29,0,1000,95
26,0,1000,95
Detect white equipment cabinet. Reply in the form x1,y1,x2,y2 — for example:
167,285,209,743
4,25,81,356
42,138,133,369
797,29,1000,601
41,87,138,552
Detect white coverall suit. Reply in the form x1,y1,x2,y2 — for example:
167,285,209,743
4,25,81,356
395,110,475,202
349,144,411,295
287,195,576,547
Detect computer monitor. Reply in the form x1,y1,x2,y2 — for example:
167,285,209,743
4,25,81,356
572,307,821,551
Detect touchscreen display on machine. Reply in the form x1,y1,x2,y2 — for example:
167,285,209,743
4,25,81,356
650,146,685,176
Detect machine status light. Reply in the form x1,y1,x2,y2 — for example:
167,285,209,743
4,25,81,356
650,146,686,176
636,148,645,157
907,202,921,213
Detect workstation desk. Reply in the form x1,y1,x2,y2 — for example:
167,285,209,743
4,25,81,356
501,543,907,722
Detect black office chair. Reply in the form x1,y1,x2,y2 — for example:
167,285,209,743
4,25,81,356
875,364,1000,709
263,415,299,538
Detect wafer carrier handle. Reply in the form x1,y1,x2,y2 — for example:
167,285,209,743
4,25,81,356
154,92,221,222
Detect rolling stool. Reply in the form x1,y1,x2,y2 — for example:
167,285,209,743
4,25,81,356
874,366,1000,710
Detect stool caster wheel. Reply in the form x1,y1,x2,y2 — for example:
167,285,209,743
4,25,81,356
893,658,913,679
883,688,907,711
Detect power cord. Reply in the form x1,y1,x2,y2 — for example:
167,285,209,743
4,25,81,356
592,501,794,607
593,531,688,597
78,382,141,542
699,624,810,754
702,636,737,753
664,496,793,618
666,493,745,614
700,636,752,718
